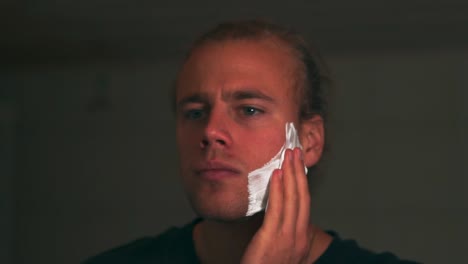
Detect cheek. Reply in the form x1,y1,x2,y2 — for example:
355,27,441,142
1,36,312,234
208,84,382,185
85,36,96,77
176,122,202,146
241,129,285,171
176,128,199,163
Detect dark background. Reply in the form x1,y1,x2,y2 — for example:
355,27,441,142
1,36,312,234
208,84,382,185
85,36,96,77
1,1,467,263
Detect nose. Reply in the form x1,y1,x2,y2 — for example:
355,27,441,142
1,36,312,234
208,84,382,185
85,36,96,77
200,108,232,149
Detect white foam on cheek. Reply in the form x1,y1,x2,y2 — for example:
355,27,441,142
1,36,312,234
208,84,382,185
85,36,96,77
245,122,307,216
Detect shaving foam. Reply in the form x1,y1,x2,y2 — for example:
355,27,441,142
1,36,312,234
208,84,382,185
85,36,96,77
245,122,307,216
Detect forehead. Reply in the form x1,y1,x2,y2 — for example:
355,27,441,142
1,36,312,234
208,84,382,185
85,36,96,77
175,39,300,101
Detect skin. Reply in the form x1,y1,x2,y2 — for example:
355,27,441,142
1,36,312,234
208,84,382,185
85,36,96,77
175,38,332,263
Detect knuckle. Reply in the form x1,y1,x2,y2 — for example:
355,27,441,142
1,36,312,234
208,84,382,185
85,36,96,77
281,235,294,247
280,226,292,237
295,238,310,256
303,195,311,207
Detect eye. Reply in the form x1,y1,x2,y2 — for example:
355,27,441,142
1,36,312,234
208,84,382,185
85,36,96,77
241,106,263,116
184,109,205,120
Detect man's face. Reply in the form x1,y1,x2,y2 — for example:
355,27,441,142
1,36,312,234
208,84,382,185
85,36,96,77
175,39,301,221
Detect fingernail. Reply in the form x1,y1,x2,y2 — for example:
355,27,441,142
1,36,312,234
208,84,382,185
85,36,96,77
288,149,293,161
298,149,303,161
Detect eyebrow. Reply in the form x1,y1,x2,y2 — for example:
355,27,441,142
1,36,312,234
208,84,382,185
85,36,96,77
176,88,276,109
176,93,209,109
224,89,275,103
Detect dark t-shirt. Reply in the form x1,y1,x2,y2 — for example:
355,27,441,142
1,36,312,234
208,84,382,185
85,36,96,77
84,219,421,264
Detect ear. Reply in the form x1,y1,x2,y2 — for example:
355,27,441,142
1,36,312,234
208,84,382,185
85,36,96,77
299,115,324,168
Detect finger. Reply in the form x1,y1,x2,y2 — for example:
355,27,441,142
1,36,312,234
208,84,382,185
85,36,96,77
263,169,284,229
294,147,311,235
282,148,299,233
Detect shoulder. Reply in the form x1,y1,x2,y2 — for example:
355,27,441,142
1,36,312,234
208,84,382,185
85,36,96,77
82,219,200,264
316,231,421,264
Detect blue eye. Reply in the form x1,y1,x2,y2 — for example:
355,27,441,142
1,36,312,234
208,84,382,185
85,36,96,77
184,109,205,120
242,106,262,116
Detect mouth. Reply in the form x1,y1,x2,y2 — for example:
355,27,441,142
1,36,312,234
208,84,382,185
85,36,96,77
194,161,242,180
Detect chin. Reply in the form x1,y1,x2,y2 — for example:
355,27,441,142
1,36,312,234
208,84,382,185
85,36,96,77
188,192,249,222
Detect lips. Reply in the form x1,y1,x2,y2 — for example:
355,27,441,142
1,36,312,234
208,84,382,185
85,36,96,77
194,160,241,180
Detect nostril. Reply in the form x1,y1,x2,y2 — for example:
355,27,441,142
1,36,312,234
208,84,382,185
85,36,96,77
200,139,209,148
200,138,226,149
215,139,226,145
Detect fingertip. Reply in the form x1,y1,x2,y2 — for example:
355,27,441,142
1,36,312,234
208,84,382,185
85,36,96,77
276,169,283,180
288,148,294,161
270,169,283,187
294,147,303,161
281,149,293,171
265,169,284,226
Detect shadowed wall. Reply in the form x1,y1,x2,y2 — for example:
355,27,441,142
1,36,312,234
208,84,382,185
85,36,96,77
2,1,468,263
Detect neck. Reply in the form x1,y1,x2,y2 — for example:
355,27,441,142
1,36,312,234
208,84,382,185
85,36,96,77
193,213,264,264
193,213,333,264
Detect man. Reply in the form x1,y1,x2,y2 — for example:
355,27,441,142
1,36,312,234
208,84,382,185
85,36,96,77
84,20,419,264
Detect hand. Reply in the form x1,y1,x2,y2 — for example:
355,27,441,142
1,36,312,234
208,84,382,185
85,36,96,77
241,148,313,264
